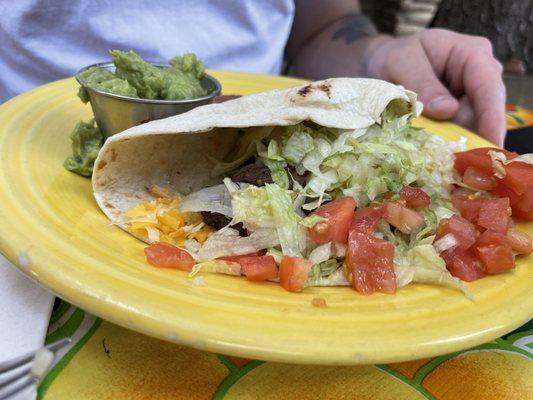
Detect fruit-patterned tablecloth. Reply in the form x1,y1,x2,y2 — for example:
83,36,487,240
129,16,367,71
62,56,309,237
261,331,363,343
38,300,532,400
37,107,533,400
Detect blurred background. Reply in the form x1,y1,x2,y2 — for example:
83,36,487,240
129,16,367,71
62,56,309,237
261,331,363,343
362,0,533,108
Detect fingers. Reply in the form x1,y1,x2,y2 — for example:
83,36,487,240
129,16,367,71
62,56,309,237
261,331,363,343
378,38,460,120
366,31,507,146
452,95,476,132
458,45,506,146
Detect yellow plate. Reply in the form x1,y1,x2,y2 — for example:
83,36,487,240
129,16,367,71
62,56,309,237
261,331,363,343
0,71,531,365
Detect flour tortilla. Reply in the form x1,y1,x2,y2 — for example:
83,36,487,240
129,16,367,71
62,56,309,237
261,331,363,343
93,78,421,244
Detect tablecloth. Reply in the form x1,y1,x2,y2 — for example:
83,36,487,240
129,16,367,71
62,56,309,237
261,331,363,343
27,105,533,399
36,300,532,400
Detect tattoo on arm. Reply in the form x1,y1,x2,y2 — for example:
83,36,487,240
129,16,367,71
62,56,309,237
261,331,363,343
332,14,378,44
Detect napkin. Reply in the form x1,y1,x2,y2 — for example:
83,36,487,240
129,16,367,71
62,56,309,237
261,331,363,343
0,256,55,399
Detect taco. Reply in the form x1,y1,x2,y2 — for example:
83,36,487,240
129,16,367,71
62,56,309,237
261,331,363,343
92,78,529,295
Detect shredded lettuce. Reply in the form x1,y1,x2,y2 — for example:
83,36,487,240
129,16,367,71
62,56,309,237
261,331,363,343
307,259,340,284
179,184,234,217
308,242,332,264
195,102,475,296
299,214,326,228
198,227,279,261
266,248,283,265
281,128,315,165
211,126,274,176
307,265,348,286
230,185,276,228
229,182,307,257
394,243,471,298
251,108,463,211
264,184,307,257
189,260,241,277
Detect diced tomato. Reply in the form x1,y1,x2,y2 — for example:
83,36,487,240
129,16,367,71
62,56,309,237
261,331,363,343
346,230,396,295
506,228,533,254
442,249,487,282
384,202,424,234
492,183,521,206
436,215,477,251
308,197,357,244
218,251,265,263
475,229,506,247
474,230,515,273
462,166,496,191
451,195,484,223
477,197,510,233
144,242,195,271
454,148,518,175
350,206,384,233
399,186,431,207
452,195,511,232
237,255,278,282
513,189,533,220
454,151,491,175
499,162,533,196
279,256,313,292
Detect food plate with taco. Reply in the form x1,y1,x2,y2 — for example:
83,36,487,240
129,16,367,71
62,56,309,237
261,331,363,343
0,71,531,364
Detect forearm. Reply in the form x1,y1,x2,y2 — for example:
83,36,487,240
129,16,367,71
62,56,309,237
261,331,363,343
289,14,389,79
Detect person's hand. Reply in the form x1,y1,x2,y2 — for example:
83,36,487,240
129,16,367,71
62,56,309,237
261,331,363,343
365,28,506,146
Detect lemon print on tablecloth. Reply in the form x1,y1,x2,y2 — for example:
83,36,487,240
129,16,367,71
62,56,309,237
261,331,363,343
42,321,228,400
422,350,533,399
222,362,425,400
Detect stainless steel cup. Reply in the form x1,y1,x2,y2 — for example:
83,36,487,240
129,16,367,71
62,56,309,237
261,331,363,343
75,62,221,137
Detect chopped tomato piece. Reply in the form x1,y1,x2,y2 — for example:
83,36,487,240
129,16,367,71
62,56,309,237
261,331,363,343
452,195,511,232
399,186,431,207
279,256,313,292
451,195,484,223
144,242,195,271
346,230,396,295
474,230,515,273
492,183,521,206
308,197,357,244
436,215,477,251
384,202,424,234
350,205,384,233
442,249,487,282
462,166,496,191
499,162,533,196
503,188,533,220
477,197,510,233
218,251,265,263
506,228,533,254
517,190,533,211
454,148,518,175
237,255,278,282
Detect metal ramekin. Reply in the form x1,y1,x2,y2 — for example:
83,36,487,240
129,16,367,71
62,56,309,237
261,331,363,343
75,62,221,137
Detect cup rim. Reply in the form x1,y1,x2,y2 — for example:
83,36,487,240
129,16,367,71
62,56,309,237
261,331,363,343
75,62,221,104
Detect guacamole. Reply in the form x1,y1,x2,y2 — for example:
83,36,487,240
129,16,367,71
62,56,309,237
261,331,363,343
77,67,138,102
78,50,208,101
66,50,209,177
63,119,104,176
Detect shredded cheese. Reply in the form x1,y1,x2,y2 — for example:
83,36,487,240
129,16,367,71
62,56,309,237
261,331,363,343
125,186,214,246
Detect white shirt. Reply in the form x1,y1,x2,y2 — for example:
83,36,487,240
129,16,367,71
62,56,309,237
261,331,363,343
0,0,295,102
